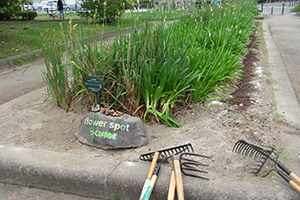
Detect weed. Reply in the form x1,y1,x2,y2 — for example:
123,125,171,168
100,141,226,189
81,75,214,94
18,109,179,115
291,4,300,12
275,112,281,128
280,149,290,162
7,53,41,67
267,74,273,85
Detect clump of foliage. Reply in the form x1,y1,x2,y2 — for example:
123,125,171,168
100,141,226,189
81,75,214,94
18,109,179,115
41,0,258,128
291,4,300,12
78,0,128,22
16,11,37,20
0,0,37,20
0,0,21,20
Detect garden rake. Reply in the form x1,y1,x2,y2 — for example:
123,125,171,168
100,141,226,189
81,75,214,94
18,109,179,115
232,140,300,193
139,143,194,200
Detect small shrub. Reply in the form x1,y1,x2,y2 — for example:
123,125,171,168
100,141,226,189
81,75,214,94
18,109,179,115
15,11,38,20
78,0,127,22
291,4,300,12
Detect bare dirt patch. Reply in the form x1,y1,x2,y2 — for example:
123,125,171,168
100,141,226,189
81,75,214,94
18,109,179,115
1,24,300,197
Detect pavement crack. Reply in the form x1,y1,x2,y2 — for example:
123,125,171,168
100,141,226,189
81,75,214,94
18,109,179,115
105,160,122,181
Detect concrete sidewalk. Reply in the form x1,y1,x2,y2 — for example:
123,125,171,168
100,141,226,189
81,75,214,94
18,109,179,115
1,9,300,200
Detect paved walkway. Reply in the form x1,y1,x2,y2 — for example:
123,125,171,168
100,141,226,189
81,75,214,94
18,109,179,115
0,183,97,200
1,4,300,200
264,13,300,102
262,5,300,125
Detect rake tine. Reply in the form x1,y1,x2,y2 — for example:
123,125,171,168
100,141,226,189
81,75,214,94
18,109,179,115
181,164,209,173
181,168,210,180
140,143,194,162
180,160,209,167
179,152,211,180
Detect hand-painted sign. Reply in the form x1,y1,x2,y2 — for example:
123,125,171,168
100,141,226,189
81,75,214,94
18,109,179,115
77,112,148,149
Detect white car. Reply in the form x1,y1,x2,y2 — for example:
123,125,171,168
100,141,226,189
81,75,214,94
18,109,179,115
69,1,85,11
37,1,57,11
43,2,58,11
22,4,33,11
32,2,41,11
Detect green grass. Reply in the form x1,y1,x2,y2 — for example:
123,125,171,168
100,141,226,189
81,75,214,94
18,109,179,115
35,12,82,20
0,10,185,59
0,17,141,59
291,4,300,12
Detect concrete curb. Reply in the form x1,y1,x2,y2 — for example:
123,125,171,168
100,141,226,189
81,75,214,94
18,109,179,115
262,16,300,126
0,49,41,71
1,145,299,200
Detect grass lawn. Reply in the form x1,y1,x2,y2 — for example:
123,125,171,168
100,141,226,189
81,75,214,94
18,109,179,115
35,12,82,20
0,10,185,60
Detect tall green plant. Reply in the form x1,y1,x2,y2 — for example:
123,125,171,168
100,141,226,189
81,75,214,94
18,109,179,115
41,0,258,127
40,28,71,110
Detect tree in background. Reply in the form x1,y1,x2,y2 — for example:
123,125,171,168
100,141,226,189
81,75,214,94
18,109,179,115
0,0,32,20
0,0,21,20
78,0,129,23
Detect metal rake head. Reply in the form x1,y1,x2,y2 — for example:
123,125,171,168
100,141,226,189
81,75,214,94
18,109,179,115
179,152,212,180
139,143,194,162
232,140,280,177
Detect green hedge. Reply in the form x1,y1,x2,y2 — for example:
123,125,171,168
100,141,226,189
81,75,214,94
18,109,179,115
138,0,150,3
0,11,37,20
16,11,37,20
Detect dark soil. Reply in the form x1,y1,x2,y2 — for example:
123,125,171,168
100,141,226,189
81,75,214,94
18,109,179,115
225,35,258,111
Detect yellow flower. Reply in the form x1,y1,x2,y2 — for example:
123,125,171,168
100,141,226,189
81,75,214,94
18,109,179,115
209,33,211,37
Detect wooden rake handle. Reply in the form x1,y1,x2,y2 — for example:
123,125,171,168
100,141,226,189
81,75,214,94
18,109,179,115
290,173,300,186
139,152,159,200
173,155,184,200
277,170,300,193
167,169,176,200
278,163,300,186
